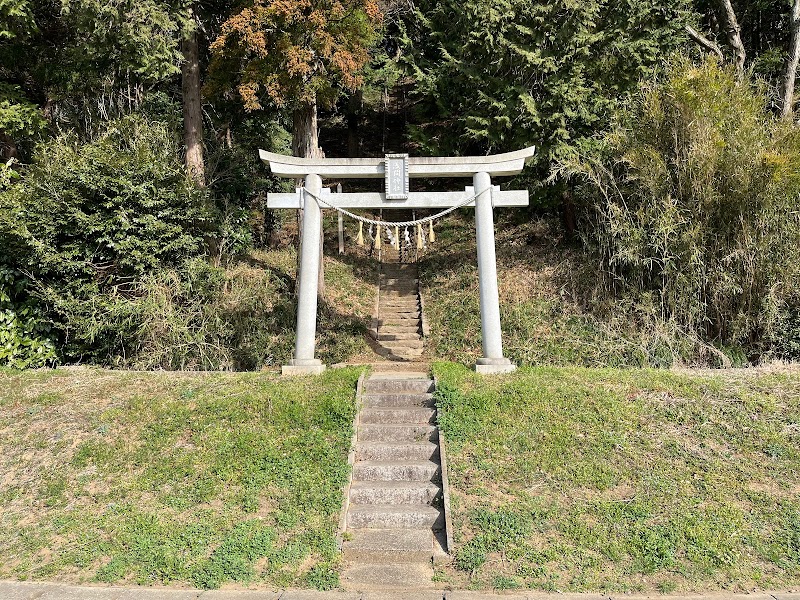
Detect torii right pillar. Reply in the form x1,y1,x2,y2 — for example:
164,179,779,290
473,171,516,374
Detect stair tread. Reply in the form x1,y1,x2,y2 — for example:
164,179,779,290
343,528,433,549
355,440,439,460
364,392,433,397
362,404,434,409
348,503,441,514
354,459,438,467
361,407,435,421
357,440,437,447
364,401,434,408
350,479,440,489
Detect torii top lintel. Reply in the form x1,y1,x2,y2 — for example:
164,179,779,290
258,146,536,179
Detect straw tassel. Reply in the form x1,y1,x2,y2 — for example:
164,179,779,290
356,221,364,246
375,221,382,250
394,226,400,250
416,223,423,250
428,220,436,243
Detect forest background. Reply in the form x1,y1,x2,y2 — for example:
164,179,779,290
2,0,800,370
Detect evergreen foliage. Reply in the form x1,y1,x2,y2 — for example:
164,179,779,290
403,0,692,169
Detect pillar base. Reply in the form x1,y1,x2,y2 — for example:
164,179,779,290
474,357,516,375
282,359,326,376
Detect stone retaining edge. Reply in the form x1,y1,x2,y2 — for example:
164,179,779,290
336,370,367,551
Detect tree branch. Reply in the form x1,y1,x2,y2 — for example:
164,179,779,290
685,25,724,61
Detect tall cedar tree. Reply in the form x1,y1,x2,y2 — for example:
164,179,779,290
207,0,382,159
404,0,693,168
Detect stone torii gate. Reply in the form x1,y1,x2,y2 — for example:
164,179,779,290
260,147,536,375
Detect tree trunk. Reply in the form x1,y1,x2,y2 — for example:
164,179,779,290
292,101,324,159
346,90,363,158
561,186,576,239
713,0,746,71
0,131,18,161
780,0,800,119
292,101,326,297
182,14,205,187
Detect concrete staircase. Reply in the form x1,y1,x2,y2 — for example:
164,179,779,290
370,263,425,362
341,372,446,590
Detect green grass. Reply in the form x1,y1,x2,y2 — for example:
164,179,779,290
433,361,800,593
0,367,362,589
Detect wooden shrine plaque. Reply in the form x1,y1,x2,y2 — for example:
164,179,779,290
385,153,409,200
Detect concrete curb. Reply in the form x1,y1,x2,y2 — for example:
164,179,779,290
433,373,454,556
1,582,799,600
336,370,367,550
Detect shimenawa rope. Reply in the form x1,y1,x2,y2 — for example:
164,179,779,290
299,186,486,228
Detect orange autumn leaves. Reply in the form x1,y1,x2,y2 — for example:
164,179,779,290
208,0,382,111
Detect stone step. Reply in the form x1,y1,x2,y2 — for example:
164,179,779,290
381,278,419,285
379,339,425,350
378,317,421,327
388,350,425,361
364,380,435,394
377,332,422,342
352,460,439,482
373,347,425,362
380,306,420,314
340,562,436,590
349,480,441,504
378,330,421,339
380,309,420,317
381,282,417,288
388,355,421,363
360,407,435,425
342,528,436,563
362,393,434,407
358,424,438,443
379,325,420,333
347,504,443,529
355,440,439,461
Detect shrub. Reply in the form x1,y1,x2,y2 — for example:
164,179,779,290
558,58,800,362
0,265,56,368
1,114,209,361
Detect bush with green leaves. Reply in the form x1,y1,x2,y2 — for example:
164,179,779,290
1,114,208,362
558,58,800,363
0,265,56,368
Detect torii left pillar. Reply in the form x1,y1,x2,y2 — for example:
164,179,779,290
282,173,326,376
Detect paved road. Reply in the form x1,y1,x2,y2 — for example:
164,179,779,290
1,582,800,600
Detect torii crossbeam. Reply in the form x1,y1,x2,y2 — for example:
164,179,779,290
261,147,536,375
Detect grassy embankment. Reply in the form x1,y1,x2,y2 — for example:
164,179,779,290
434,362,800,593
0,367,362,589
420,212,726,368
